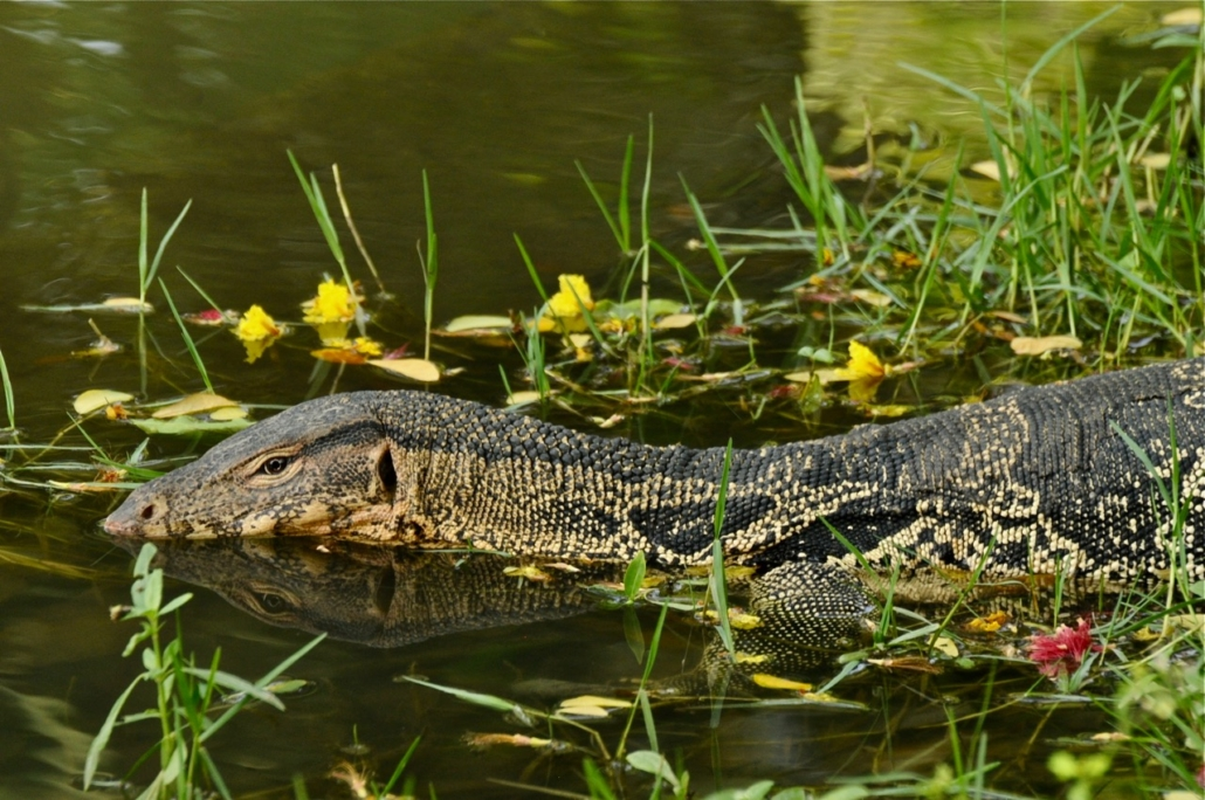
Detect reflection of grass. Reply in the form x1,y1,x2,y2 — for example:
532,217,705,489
136,189,192,398
0,345,14,433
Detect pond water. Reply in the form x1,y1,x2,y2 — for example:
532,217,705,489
0,3,1193,798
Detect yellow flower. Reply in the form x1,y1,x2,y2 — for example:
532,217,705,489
314,321,352,345
541,274,594,333
232,305,282,364
351,336,383,356
325,336,383,356
832,340,885,382
313,336,384,362
833,340,887,403
233,305,280,341
302,279,356,324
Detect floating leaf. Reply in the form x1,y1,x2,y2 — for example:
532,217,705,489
752,674,813,691
48,480,130,493
931,636,960,658
368,358,441,383
555,703,611,718
22,299,154,315
129,417,253,436
181,308,237,326
443,314,514,333
559,695,632,711
626,751,680,792
1010,335,1082,356
463,733,559,750
863,404,913,418
1137,153,1171,169
72,322,122,358
867,656,943,674
970,160,1005,181
783,368,839,384
311,348,368,364
849,289,892,307
73,389,134,415
151,392,239,419
506,390,546,407
654,313,696,330
503,565,551,583
1161,7,1201,25
209,406,249,421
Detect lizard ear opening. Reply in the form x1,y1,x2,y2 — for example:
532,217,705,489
377,445,398,500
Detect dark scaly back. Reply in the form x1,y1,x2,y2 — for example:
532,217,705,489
108,360,1204,584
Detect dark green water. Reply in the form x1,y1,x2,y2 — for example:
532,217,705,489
0,3,1190,797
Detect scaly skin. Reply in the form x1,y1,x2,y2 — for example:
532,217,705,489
105,359,1205,585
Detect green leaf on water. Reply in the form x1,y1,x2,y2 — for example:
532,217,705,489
128,417,253,436
623,550,646,602
626,750,680,792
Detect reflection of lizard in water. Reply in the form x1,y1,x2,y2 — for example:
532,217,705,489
113,536,871,679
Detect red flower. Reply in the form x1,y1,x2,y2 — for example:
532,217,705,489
1027,618,1101,679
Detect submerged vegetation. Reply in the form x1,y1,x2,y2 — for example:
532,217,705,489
0,8,1201,800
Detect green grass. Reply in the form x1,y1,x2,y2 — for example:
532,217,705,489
84,543,325,800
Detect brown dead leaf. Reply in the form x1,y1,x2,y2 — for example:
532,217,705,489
866,656,944,674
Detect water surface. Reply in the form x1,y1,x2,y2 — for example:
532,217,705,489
0,3,1189,797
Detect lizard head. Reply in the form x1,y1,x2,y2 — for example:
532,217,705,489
104,392,412,539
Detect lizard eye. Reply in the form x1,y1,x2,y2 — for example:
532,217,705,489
257,455,292,476
252,591,292,614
